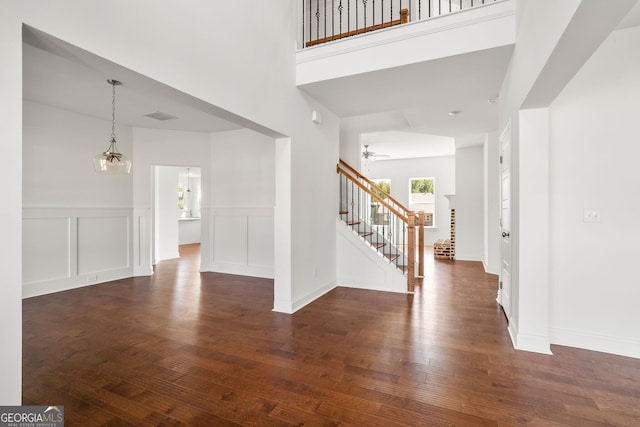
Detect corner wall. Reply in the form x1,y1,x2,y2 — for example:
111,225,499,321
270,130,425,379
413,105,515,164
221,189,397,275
548,25,640,358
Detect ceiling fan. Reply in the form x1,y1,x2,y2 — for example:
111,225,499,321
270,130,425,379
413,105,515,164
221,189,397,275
362,145,389,161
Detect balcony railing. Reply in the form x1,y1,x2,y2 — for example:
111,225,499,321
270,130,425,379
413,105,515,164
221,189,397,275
300,0,500,48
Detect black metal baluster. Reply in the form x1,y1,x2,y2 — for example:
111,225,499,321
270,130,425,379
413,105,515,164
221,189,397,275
324,0,327,41
419,0,422,20
316,1,320,44
332,0,335,40
363,0,367,30
381,0,384,28
350,181,355,228
390,0,392,24
339,0,343,37
309,0,312,45
402,220,406,272
449,0,452,13
356,0,358,35
302,0,305,48
348,0,351,35
371,0,376,30
429,0,431,17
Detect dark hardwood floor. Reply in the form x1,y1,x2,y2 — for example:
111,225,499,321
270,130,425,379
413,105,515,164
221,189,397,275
23,244,640,426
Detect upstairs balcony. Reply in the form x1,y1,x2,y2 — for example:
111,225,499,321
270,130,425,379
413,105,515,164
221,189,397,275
300,0,504,49
296,0,515,86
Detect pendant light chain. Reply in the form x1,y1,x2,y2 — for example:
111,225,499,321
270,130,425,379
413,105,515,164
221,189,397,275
111,80,117,141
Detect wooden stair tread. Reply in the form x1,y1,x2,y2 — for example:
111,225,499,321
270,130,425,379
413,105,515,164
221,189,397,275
371,242,385,249
359,231,373,237
347,221,360,226
384,253,400,261
339,211,349,215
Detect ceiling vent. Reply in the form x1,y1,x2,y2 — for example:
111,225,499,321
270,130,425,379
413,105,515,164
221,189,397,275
144,111,178,121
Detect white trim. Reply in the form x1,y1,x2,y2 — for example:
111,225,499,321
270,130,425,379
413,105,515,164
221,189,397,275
274,281,337,314
509,321,553,355
551,328,640,360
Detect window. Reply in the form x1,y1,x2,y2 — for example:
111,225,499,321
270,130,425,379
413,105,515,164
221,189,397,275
370,179,390,226
409,177,435,227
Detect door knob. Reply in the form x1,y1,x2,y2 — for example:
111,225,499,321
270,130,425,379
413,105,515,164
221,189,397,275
502,231,510,238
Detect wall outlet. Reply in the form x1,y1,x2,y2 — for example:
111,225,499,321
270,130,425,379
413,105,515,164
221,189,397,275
87,275,98,283
583,209,602,223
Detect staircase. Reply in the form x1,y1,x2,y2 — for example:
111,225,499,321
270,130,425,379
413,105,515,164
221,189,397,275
337,160,425,292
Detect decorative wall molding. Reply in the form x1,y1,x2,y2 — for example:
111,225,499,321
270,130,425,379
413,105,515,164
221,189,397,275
206,207,274,279
23,207,133,298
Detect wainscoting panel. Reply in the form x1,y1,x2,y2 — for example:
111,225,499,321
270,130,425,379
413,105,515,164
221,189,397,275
23,208,133,298
247,215,274,269
213,215,248,266
77,216,130,274
22,217,71,285
209,207,274,278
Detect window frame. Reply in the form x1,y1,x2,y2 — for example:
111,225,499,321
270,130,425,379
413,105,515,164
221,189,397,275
408,177,436,228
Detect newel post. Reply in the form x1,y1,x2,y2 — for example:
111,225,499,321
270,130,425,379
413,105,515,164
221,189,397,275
401,8,409,24
407,211,416,293
418,211,425,278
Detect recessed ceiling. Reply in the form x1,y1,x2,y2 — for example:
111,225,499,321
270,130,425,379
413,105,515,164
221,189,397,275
299,45,514,147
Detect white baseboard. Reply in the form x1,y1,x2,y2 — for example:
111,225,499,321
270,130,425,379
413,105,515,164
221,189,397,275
508,320,553,355
273,281,337,314
208,262,274,279
23,267,132,299
551,327,640,359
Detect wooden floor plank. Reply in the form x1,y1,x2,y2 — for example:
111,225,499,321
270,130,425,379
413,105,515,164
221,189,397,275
22,244,640,425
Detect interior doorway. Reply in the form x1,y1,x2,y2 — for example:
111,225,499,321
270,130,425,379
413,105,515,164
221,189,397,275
153,165,202,265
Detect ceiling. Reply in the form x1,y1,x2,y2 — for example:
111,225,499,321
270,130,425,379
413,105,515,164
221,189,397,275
300,45,514,149
22,26,245,134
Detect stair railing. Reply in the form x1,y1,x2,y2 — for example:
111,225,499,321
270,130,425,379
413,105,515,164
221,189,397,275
337,159,424,292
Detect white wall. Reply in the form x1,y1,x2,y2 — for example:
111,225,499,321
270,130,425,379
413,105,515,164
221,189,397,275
455,146,484,261
483,131,501,274
366,156,455,244
22,101,134,298
154,166,180,262
209,129,276,278
23,101,133,208
497,0,638,355
548,25,640,358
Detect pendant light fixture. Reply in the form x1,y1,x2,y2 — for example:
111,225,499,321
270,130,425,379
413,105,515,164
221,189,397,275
93,79,132,174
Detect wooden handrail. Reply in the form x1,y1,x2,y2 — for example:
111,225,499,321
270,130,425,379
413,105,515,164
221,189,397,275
338,159,408,216
337,163,408,222
306,8,409,48
337,158,423,294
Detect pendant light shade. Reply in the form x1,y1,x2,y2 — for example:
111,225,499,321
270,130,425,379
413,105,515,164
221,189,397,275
94,79,132,174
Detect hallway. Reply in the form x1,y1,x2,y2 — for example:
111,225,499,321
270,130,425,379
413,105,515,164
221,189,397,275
22,246,640,425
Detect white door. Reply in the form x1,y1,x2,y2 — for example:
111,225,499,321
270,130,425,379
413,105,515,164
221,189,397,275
499,122,512,320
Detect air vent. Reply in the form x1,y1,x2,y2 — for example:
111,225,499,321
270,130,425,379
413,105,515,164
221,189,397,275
144,111,178,121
